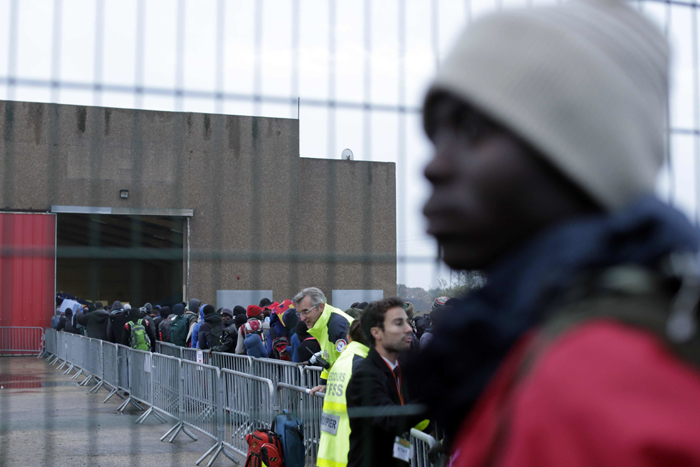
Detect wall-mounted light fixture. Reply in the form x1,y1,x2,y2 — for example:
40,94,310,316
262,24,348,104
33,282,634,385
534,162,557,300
120,190,129,199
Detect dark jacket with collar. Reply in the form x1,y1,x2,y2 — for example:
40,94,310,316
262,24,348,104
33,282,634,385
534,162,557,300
76,309,110,341
346,347,424,467
198,312,224,350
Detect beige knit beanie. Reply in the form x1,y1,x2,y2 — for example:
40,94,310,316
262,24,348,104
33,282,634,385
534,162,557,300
423,0,669,210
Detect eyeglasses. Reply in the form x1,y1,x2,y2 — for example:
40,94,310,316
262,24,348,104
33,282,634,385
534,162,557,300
297,303,319,316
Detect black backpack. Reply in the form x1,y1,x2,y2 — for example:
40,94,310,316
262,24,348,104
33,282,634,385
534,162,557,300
414,315,431,339
272,336,291,361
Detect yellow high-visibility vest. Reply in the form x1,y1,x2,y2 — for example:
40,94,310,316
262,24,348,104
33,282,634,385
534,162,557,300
317,340,369,467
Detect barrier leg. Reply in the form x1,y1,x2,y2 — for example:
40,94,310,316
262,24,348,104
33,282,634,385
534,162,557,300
89,379,104,394
196,441,238,467
79,374,94,386
161,421,198,443
117,396,144,413
71,368,84,380
135,406,167,424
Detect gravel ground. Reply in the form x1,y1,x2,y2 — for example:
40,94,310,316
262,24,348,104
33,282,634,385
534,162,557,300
0,356,241,467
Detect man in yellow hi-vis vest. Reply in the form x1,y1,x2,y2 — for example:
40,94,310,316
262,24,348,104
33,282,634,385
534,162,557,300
317,313,369,467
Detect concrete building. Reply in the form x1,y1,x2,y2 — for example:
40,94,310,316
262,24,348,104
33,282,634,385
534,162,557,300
0,100,395,328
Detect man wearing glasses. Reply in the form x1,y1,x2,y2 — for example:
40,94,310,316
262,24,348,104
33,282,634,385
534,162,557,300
293,287,353,395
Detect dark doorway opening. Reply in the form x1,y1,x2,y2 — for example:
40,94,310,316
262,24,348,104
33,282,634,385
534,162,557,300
56,214,184,307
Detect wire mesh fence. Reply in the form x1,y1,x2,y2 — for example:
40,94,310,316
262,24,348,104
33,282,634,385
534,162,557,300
1,0,699,465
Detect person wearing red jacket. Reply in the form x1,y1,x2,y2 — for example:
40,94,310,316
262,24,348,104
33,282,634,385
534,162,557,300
406,0,700,465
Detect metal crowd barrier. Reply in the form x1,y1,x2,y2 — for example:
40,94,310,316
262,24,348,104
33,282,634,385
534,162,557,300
41,329,444,467
102,341,123,403
156,341,183,359
44,327,57,359
211,351,252,373
0,326,44,355
302,365,323,388
143,353,180,424
276,382,325,467
251,357,303,388
182,347,211,365
221,368,275,458
410,428,438,467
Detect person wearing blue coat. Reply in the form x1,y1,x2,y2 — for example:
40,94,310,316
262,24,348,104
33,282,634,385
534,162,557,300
190,305,207,348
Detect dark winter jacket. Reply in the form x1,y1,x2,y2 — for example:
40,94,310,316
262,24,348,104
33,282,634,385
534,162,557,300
210,323,238,353
198,312,224,350
266,308,299,356
76,309,110,341
57,311,80,334
108,301,130,344
122,307,156,351
406,195,700,455
297,336,320,363
347,347,423,467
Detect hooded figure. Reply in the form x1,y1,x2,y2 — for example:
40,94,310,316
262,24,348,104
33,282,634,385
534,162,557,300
123,304,156,351
154,306,170,339
190,304,207,349
108,301,130,344
159,303,184,343
57,309,80,334
185,298,201,345
76,303,110,341
198,305,223,350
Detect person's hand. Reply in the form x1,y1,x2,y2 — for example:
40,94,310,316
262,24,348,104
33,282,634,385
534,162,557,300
310,385,326,396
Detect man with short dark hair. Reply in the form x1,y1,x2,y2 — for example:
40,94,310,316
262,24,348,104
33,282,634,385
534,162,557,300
406,0,700,463
346,297,424,467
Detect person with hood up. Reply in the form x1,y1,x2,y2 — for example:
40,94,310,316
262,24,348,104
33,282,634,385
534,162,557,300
190,305,207,349
405,0,700,464
122,304,156,352
160,303,184,343
198,305,224,350
154,306,170,339
108,301,130,344
76,301,110,340
185,298,201,346
210,308,238,353
57,308,80,334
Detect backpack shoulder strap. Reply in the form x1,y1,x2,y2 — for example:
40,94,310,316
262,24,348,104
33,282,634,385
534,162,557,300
535,264,700,372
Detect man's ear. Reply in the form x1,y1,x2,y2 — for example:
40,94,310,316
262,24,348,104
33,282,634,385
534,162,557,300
370,326,382,341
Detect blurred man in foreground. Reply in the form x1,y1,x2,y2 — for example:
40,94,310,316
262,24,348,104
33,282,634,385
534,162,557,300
407,0,700,465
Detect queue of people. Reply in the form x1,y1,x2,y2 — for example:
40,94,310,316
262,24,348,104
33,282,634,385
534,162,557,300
50,0,700,464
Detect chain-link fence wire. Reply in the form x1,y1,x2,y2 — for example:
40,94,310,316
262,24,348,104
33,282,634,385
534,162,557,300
1,0,699,465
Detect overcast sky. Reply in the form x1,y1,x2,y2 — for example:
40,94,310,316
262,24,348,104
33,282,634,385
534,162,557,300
0,0,697,289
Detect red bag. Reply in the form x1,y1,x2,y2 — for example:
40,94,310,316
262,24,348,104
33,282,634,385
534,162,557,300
245,430,284,467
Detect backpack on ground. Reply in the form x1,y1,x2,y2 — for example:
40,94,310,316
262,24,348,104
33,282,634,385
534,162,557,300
244,430,284,467
273,410,305,467
170,315,189,347
128,319,151,351
271,336,291,361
